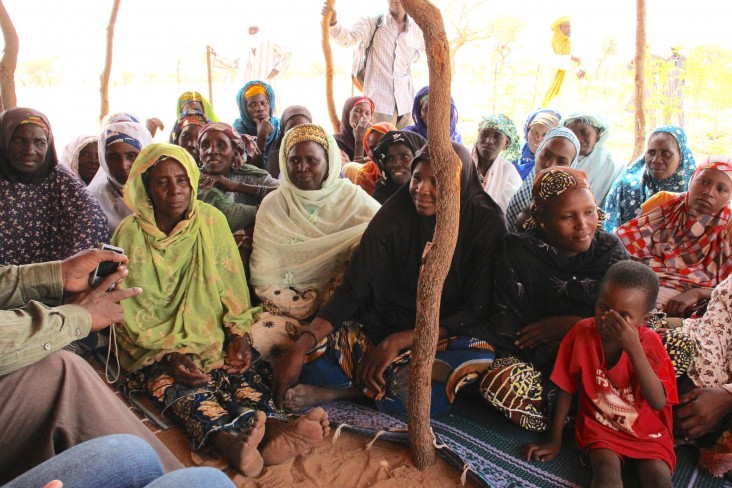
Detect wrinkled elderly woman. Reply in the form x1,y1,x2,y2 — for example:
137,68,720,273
113,143,329,478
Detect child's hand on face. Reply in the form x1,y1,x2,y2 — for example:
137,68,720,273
599,310,641,353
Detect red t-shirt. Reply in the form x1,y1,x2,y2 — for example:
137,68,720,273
551,318,678,470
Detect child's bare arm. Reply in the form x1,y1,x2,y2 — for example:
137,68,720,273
602,310,667,410
522,389,572,462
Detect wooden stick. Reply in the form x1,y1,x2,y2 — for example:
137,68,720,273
321,0,340,132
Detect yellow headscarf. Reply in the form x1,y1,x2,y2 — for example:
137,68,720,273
550,16,571,56
113,143,260,372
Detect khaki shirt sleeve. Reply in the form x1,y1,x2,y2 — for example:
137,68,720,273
0,262,92,375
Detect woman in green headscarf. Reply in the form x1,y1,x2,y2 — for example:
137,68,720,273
113,143,329,477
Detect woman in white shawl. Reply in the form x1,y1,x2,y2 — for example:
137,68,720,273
561,111,623,206
60,134,99,185
249,124,380,363
88,117,152,233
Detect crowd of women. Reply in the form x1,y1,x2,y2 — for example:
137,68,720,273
3,77,732,483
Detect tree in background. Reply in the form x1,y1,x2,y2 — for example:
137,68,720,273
632,0,647,159
100,0,121,122
0,0,18,111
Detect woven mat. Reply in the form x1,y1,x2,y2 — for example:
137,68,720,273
322,391,732,488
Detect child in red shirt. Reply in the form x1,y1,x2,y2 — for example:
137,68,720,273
522,260,677,486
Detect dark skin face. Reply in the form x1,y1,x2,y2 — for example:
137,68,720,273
687,168,732,215
538,188,598,257
409,160,437,217
645,132,681,181
105,142,140,185
349,102,372,129
286,140,329,191
77,141,100,185
594,283,650,344
199,130,236,177
566,120,600,157
246,93,270,123
178,124,202,163
476,128,509,165
420,98,429,128
181,101,204,113
535,137,576,172
366,131,385,160
384,142,415,185
147,158,192,233
7,124,48,174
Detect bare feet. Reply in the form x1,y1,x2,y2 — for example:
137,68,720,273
261,407,330,465
284,384,360,410
211,410,266,477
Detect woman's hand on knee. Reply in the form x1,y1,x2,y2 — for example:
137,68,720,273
168,353,211,387
224,335,253,374
675,387,732,439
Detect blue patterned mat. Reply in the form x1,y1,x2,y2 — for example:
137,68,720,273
322,392,732,488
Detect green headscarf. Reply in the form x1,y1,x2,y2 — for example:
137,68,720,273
113,143,260,372
478,114,521,162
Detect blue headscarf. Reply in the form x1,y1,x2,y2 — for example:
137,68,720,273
233,80,281,165
403,86,462,144
603,124,696,233
513,108,562,180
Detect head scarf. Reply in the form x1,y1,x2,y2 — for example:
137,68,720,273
505,127,580,233
266,105,312,178
113,143,259,373
603,124,696,232
371,130,427,204
515,109,561,180
403,86,462,144
550,16,571,55
616,155,732,294
355,122,398,196
363,122,397,156
477,114,521,162
87,119,153,232
333,96,375,160
167,92,218,144
198,121,258,170
0,107,57,184
561,111,623,205
0,107,109,265
250,124,381,295
321,141,506,344
524,167,604,230
102,112,140,125
233,80,281,165
60,134,98,180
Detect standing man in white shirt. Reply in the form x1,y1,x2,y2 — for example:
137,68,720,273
324,0,425,129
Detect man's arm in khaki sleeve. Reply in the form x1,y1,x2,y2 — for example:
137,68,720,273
0,262,64,310
0,302,91,376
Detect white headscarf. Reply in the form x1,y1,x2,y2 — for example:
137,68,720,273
60,134,97,179
250,124,380,294
88,120,152,233
562,111,624,206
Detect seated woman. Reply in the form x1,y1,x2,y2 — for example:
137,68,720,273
271,142,506,414
677,274,732,478
371,130,426,204
265,105,312,178
505,127,579,233
481,167,692,431
113,143,329,478
248,124,381,363
88,117,153,233
167,91,218,143
171,110,209,165
512,109,561,180
561,111,623,206
334,96,374,164
60,134,99,186
604,124,696,232
354,122,397,195
617,156,732,317
233,80,281,169
472,114,522,212
403,85,462,143
0,107,108,265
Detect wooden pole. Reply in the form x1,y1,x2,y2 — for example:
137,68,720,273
0,0,18,111
206,45,214,109
321,0,340,132
401,0,461,470
632,0,647,159
99,0,121,122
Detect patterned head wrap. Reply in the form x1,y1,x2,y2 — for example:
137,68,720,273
372,130,427,174
363,122,397,156
244,83,268,99
528,111,562,133
525,167,604,230
19,115,50,135
691,155,732,184
198,121,258,169
104,129,144,152
478,114,520,162
536,126,580,165
179,110,208,129
284,123,329,156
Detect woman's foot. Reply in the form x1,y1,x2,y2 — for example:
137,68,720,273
284,384,360,410
261,408,330,465
211,410,266,477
